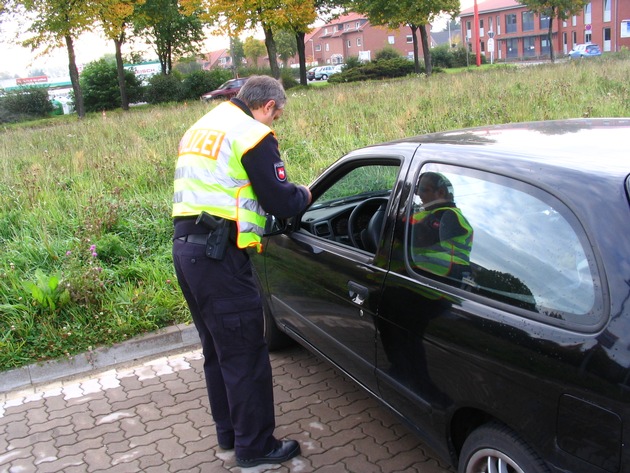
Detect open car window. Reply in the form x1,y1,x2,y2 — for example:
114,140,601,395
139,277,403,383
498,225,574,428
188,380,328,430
301,163,400,251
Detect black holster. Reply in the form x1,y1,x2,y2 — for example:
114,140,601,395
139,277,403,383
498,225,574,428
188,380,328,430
196,211,232,260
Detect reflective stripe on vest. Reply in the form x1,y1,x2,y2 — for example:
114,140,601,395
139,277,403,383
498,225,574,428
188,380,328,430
411,207,473,277
172,101,270,251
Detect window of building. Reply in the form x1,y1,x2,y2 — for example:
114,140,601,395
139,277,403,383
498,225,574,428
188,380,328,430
522,11,534,31
572,31,577,45
324,28,329,35
603,0,611,22
357,38,362,47
524,37,535,56
585,31,592,43
315,44,321,52
506,14,517,34
479,18,485,37
406,165,601,328
497,15,501,35
388,35,395,44
347,40,351,48
406,35,413,43
584,2,592,25
572,15,577,27
356,22,361,29
480,40,485,52
506,37,518,58
338,24,343,31
466,20,472,41
325,43,330,52
541,37,550,55
539,14,550,29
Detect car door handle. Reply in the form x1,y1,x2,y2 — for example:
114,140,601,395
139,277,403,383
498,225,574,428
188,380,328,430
348,281,368,305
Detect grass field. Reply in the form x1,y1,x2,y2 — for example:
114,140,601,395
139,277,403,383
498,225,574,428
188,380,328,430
1,55,629,371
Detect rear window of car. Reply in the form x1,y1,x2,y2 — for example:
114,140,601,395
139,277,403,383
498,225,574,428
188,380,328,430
405,164,604,330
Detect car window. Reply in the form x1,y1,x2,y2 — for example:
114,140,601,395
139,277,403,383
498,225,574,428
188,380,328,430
405,165,603,329
301,163,400,250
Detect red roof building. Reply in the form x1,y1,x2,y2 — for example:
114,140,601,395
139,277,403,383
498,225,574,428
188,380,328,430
297,13,434,67
459,0,630,61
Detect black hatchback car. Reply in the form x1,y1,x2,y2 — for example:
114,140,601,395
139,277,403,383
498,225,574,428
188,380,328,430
252,118,630,473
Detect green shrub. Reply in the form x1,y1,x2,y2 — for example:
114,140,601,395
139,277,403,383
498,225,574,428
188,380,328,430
144,73,184,104
329,57,416,83
80,58,144,112
375,45,403,60
0,87,53,123
180,69,233,101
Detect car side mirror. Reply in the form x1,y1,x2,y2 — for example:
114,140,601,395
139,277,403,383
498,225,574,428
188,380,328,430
263,215,290,236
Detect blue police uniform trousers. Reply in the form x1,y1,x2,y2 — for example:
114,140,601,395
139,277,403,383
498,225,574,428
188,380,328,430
172,237,278,459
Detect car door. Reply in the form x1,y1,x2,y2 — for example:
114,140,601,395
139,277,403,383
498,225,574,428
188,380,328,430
262,158,403,393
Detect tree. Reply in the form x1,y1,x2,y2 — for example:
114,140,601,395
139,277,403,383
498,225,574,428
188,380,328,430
275,30,298,68
80,57,143,112
7,0,96,118
96,0,146,111
517,0,588,62
348,0,459,76
134,0,205,75
243,36,266,67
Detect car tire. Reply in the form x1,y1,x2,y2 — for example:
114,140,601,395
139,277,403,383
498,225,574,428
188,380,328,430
321,74,328,80
458,422,550,473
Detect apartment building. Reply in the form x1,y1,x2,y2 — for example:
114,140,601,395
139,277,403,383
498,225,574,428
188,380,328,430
460,0,630,61
301,12,432,66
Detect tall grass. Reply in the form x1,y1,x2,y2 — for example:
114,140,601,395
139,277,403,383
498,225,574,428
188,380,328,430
0,57,629,370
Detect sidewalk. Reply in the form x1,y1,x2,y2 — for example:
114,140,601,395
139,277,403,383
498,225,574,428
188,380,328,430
0,326,456,472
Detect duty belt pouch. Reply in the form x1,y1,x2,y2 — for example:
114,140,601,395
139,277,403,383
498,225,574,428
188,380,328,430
196,211,231,261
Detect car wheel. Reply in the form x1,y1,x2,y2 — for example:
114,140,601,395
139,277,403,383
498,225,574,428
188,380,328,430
321,74,328,80
459,422,550,473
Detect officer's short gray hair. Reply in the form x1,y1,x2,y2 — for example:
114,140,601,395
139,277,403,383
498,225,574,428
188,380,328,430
237,75,287,111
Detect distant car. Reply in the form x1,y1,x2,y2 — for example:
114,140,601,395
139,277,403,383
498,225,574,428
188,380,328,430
568,43,602,59
307,67,321,81
314,65,342,81
253,118,630,473
200,77,248,102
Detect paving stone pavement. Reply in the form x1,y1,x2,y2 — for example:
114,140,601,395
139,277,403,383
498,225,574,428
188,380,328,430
0,345,456,473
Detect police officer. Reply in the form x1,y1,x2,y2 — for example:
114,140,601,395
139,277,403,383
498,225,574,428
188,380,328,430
172,75,311,468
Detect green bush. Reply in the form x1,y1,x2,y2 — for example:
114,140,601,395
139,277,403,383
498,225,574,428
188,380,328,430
430,45,474,69
180,69,233,101
329,57,416,83
375,45,402,60
80,58,144,112
144,73,184,104
0,87,53,123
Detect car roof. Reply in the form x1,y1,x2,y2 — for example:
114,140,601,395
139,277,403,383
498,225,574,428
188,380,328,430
360,118,629,177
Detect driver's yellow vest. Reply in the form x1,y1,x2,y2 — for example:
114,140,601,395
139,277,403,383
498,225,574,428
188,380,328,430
410,206,473,277
172,101,270,253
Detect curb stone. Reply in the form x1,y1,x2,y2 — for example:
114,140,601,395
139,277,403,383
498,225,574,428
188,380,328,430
0,323,199,394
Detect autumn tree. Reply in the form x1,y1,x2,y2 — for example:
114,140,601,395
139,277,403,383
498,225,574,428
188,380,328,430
134,0,205,75
97,0,145,110
517,0,587,62
243,36,266,67
5,0,96,118
348,0,459,75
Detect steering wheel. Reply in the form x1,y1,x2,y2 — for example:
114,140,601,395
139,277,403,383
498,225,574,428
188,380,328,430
347,197,388,251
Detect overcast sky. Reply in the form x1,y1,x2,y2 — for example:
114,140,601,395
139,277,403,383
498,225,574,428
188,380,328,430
1,1,473,79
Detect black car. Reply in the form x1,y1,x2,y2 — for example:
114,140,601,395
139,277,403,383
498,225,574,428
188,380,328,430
253,118,630,473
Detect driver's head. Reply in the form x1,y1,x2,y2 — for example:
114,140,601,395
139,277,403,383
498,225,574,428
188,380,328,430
418,172,454,204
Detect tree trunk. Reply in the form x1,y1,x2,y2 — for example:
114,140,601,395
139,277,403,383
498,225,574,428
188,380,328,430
419,24,432,76
410,25,421,74
296,32,307,86
263,25,280,79
65,35,85,118
114,37,129,111
549,9,556,63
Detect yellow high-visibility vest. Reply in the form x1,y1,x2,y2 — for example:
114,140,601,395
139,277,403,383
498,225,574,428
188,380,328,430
173,101,271,252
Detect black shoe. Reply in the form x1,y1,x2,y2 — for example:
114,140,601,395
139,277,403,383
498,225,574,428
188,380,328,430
236,439,301,468
218,441,234,450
